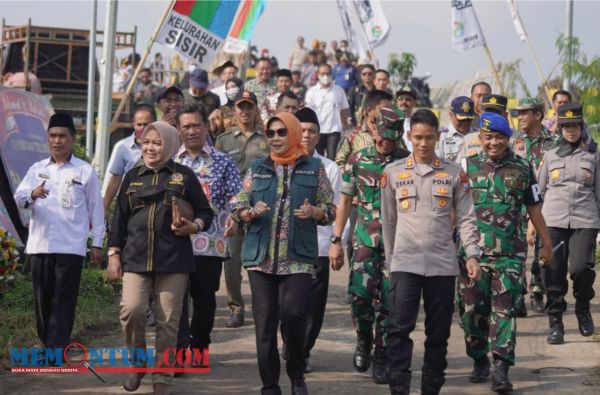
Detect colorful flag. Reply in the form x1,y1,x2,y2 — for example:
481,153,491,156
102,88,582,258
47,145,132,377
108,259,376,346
223,0,266,54
507,0,527,41
157,0,241,66
451,0,486,52
353,0,390,48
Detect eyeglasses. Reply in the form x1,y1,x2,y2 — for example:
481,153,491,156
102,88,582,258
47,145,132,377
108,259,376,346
265,128,288,138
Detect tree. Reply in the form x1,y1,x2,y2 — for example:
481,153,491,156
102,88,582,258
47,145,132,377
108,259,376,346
388,52,417,87
556,34,600,127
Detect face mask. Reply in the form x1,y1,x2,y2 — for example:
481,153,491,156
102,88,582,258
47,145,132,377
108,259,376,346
319,75,332,85
187,64,196,73
226,87,240,100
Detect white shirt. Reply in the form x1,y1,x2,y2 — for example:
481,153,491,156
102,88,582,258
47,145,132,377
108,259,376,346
402,117,412,151
14,156,105,256
102,134,142,195
305,83,349,135
211,84,227,105
313,151,342,257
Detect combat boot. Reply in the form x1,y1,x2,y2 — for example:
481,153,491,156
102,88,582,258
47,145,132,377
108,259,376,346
371,346,387,384
353,331,372,372
575,303,595,337
290,377,308,395
530,294,545,313
387,371,411,395
468,356,490,383
421,373,445,395
546,315,565,345
491,359,513,393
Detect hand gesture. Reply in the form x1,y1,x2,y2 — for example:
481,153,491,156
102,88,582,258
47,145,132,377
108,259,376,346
31,180,49,200
465,257,481,280
294,198,315,219
329,243,344,271
249,201,270,220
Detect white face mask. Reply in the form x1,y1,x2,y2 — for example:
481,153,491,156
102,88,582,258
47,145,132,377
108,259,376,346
226,87,240,100
319,75,332,86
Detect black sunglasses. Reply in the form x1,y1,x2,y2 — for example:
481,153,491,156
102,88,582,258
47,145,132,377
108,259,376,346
265,128,288,138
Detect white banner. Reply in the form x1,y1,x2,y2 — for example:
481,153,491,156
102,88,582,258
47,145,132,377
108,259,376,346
156,10,224,67
223,37,249,55
507,0,527,41
353,0,390,48
451,0,486,52
336,0,370,60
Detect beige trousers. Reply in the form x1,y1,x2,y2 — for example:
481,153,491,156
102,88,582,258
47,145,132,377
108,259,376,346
121,272,188,384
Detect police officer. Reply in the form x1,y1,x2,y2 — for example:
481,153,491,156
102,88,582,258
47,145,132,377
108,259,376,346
215,89,269,328
512,97,559,313
329,108,409,384
458,94,509,160
458,112,552,393
381,109,482,395
532,103,599,344
436,96,476,162
395,84,418,151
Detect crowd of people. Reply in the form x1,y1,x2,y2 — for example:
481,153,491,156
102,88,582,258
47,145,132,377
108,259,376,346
14,34,598,395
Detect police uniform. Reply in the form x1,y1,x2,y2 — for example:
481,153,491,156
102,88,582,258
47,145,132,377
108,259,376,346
458,112,542,391
381,150,480,395
340,108,409,381
214,89,270,321
537,103,598,341
511,98,559,310
436,96,476,162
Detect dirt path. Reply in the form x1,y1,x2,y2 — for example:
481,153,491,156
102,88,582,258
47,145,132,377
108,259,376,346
2,267,600,394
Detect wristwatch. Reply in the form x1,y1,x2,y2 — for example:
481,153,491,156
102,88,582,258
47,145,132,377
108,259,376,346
108,249,120,257
329,234,342,244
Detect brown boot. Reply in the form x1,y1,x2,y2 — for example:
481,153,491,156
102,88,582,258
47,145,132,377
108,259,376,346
122,372,145,392
153,383,170,395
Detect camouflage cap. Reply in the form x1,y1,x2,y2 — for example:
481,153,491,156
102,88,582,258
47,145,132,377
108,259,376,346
376,107,405,140
515,97,545,112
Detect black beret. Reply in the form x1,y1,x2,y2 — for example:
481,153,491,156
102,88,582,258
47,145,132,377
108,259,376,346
295,107,320,128
48,113,75,132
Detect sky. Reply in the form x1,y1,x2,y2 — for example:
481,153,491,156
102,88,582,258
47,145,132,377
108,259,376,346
2,0,599,95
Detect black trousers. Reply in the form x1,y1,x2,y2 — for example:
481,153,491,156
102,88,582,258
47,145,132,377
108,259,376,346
543,227,597,315
316,132,341,161
177,256,223,349
248,270,313,395
304,257,330,358
30,254,84,349
386,272,455,380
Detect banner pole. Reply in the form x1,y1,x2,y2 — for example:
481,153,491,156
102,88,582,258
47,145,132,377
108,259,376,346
109,0,175,131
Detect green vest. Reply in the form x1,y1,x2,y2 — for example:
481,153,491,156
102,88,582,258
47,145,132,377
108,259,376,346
241,156,321,267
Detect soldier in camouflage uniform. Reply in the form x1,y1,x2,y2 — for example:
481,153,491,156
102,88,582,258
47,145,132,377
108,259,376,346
458,112,553,393
512,98,559,313
329,107,409,384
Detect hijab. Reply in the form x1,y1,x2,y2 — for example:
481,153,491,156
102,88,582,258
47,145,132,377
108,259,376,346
140,121,181,168
267,112,307,165
556,122,597,157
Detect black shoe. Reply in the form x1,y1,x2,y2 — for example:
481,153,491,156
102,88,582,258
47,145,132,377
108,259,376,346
303,357,312,374
491,360,513,393
282,342,288,360
576,310,595,337
547,316,565,345
516,298,528,317
371,347,387,384
469,356,491,383
387,371,411,395
421,374,445,395
291,377,308,395
225,310,244,328
147,308,156,327
353,332,372,372
530,294,545,313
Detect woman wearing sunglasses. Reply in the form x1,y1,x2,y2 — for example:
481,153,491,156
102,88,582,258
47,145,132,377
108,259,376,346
231,113,336,395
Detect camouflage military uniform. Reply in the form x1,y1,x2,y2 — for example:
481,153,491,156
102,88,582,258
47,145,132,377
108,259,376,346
341,145,408,346
511,126,558,298
458,150,542,365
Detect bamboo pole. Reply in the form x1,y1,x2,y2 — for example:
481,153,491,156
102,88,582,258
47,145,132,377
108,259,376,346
109,0,175,131
482,44,515,125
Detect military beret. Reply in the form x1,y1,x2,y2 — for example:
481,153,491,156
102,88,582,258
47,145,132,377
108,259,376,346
480,111,512,137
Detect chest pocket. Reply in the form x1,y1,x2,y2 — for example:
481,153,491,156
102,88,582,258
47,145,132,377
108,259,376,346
163,183,186,206
251,177,273,205
431,183,453,212
358,178,377,203
503,172,526,205
577,160,595,185
126,187,145,210
471,187,487,204
396,185,416,213
293,174,318,206
548,160,565,184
